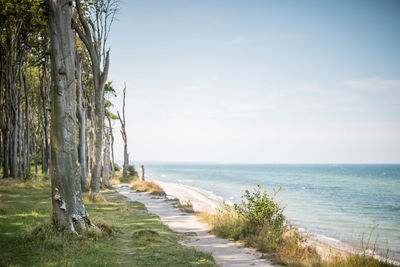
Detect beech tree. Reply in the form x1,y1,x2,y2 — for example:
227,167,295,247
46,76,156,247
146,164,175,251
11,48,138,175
46,0,91,231
118,84,128,178
75,51,88,191
73,0,119,198
0,0,46,179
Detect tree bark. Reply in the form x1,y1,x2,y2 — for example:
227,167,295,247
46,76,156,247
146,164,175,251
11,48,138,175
74,0,111,198
75,51,88,191
24,71,31,173
101,127,111,188
46,0,91,232
18,81,23,177
107,116,115,177
118,84,128,178
41,52,52,175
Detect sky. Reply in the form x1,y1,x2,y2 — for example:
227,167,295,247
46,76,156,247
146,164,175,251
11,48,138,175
107,0,400,164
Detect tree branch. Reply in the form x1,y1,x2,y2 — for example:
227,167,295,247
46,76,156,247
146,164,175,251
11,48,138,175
75,0,91,38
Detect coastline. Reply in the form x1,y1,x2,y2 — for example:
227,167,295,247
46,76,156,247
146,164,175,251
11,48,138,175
149,179,400,266
115,183,277,266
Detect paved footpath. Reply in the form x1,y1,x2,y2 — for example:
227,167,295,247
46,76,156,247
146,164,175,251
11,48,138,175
115,184,278,267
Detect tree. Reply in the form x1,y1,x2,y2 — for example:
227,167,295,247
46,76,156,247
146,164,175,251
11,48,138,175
104,81,117,180
0,0,46,179
73,0,119,198
75,51,89,191
46,0,91,232
118,84,128,178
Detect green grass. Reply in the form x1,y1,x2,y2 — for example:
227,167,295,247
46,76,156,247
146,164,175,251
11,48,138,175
0,178,217,266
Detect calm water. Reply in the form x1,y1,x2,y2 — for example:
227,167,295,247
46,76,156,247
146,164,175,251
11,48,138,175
137,163,400,259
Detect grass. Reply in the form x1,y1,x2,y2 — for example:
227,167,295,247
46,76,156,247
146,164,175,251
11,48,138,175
0,177,217,266
131,180,166,196
176,200,195,213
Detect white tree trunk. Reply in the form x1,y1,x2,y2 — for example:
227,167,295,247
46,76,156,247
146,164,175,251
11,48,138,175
101,127,111,188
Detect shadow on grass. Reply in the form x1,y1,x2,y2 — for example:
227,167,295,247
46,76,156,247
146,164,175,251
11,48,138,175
0,179,217,266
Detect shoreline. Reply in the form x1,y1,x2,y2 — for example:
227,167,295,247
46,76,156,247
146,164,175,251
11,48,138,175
115,183,277,266
149,179,400,265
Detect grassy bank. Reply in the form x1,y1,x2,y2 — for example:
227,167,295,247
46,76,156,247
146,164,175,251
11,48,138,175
0,178,216,266
201,185,395,267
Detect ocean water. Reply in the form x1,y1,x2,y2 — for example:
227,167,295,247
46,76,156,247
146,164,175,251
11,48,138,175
138,163,400,260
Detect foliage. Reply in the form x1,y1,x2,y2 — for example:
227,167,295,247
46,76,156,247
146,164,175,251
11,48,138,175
128,164,137,177
235,184,285,234
114,162,121,171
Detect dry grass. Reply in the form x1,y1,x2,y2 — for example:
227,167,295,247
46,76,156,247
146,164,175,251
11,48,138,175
201,208,396,267
131,180,166,196
176,200,195,213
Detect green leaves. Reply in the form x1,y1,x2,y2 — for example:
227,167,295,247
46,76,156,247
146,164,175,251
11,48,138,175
235,184,285,233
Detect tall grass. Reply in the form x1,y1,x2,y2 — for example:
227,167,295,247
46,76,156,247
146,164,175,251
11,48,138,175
131,180,166,196
203,185,396,267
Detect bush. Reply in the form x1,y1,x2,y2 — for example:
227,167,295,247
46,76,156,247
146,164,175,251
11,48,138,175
42,172,50,181
113,163,121,172
211,185,288,252
127,165,137,177
235,185,286,237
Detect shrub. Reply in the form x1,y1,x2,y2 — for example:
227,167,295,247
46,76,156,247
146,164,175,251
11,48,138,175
127,165,137,177
211,185,289,252
113,163,121,171
42,172,50,181
235,185,286,237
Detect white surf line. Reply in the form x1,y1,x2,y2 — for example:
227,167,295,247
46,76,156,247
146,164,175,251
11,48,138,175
114,184,278,267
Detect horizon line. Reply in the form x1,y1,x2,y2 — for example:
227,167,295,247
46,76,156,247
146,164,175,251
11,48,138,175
113,160,400,165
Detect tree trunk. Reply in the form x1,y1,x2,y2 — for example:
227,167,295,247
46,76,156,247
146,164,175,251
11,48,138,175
88,103,94,174
118,85,128,178
12,103,18,178
123,143,128,178
107,116,115,177
18,90,23,177
46,0,91,232
101,127,111,189
3,131,10,178
75,51,88,191
74,0,110,198
24,71,31,173
140,165,145,181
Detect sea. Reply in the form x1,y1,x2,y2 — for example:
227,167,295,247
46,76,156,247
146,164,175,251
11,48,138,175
133,163,400,260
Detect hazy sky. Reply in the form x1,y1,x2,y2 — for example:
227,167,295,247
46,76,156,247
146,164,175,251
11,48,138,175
107,0,400,163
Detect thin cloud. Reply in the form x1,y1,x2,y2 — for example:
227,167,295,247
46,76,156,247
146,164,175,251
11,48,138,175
344,77,400,89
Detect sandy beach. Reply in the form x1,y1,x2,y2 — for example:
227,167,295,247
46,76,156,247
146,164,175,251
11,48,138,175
115,183,278,267
115,179,400,266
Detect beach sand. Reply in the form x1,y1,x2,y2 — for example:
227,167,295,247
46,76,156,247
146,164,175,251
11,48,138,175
115,183,278,267
115,181,400,266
